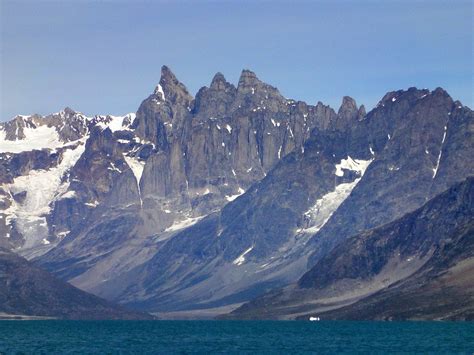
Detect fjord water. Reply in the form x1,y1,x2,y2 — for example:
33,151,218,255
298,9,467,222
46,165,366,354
1,321,473,353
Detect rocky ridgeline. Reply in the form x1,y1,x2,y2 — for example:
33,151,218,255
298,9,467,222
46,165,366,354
100,85,472,314
1,66,359,257
2,66,472,317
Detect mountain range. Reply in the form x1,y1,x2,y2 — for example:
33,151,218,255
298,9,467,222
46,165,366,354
1,66,472,319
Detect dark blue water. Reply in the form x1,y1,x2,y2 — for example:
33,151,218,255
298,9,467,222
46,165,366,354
1,320,473,353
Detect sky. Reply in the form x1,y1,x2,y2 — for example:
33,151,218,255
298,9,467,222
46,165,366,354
1,0,472,120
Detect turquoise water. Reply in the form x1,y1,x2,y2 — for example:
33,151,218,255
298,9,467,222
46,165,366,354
1,321,473,353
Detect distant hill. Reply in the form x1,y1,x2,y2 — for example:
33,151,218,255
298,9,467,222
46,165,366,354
0,248,152,319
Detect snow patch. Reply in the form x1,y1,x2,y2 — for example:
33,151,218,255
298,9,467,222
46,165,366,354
233,246,253,266
226,187,245,202
59,190,76,200
124,156,145,184
108,162,122,173
289,126,294,138
301,158,373,234
164,215,205,232
335,156,372,177
0,125,63,153
3,141,86,253
105,116,125,132
96,114,134,132
302,180,362,234
124,155,145,205
85,200,99,208
432,125,447,178
155,84,166,100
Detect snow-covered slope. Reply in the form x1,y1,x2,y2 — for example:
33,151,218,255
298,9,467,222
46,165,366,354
3,140,86,256
0,110,138,256
300,157,373,234
0,124,63,153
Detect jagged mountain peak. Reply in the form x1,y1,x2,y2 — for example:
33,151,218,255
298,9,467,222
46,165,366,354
238,69,263,90
237,69,266,89
235,69,284,102
62,106,77,115
332,96,364,130
432,87,450,96
339,96,357,109
337,95,358,116
210,72,233,91
239,68,258,81
376,87,432,108
157,65,193,104
160,65,178,83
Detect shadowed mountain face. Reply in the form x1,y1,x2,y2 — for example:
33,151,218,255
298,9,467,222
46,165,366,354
0,248,152,319
1,66,473,317
227,177,474,320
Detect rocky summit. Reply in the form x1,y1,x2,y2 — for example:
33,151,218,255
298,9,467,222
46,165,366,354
1,66,473,319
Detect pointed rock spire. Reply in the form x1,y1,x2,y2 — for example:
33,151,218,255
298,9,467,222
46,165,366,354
358,104,366,120
160,65,179,84
193,72,236,116
154,65,193,105
63,107,76,115
236,69,282,100
238,69,261,89
134,66,193,146
332,96,363,131
338,96,358,117
210,72,228,90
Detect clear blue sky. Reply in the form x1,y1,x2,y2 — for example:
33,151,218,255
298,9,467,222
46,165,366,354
1,0,472,120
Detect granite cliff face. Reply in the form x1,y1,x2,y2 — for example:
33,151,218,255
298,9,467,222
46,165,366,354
1,66,343,307
1,66,472,318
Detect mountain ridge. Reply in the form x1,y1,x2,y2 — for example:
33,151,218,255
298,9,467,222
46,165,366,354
227,176,474,320
1,65,472,318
